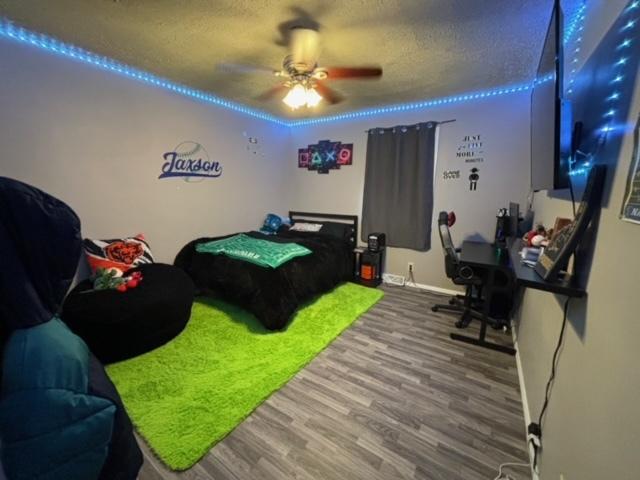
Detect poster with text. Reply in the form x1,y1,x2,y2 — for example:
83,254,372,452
621,113,640,224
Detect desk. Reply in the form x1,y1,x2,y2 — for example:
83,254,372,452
506,238,586,298
451,239,586,355
452,241,516,355
459,241,509,270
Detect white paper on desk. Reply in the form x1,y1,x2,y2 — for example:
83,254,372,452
520,247,541,263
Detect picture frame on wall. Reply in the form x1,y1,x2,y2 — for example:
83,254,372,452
535,165,607,281
297,140,354,174
620,113,640,224
297,148,310,168
337,143,354,165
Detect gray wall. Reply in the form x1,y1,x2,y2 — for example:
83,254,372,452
287,93,532,289
0,38,291,264
0,26,533,291
516,1,640,478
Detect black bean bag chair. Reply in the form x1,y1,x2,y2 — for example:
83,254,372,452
62,263,194,364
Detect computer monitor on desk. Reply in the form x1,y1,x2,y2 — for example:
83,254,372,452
508,202,520,237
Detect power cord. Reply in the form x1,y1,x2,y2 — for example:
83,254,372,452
407,264,417,286
493,462,531,480
528,296,572,472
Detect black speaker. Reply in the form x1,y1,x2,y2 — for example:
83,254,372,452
367,233,386,252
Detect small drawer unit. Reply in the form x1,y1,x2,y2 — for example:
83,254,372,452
356,233,386,287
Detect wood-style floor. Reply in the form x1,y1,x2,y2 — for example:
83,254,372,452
137,285,531,480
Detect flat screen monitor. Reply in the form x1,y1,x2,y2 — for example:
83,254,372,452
509,202,520,237
531,0,569,191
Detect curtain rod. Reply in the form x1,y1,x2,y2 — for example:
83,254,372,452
365,119,456,133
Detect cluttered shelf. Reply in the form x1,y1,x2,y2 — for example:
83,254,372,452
506,237,586,298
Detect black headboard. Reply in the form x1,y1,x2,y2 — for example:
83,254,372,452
288,211,358,250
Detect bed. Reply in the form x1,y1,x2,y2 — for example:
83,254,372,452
174,212,358,330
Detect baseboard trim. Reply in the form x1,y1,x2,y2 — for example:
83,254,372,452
397,281,461,297
512,327,539,480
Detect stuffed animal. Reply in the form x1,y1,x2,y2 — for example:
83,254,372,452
93,268,143,293
523,224,549,248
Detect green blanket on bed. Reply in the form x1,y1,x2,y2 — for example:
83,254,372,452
196,234,311,268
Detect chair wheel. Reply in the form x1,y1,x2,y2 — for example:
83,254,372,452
491,322,510,332
431,306,439,312
455,312,472,329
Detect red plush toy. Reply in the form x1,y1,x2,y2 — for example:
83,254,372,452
523,225,549,247
125,271,143,289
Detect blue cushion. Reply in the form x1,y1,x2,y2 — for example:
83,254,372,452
0,318,116,480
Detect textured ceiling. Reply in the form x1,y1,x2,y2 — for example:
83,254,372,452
0,0,566,118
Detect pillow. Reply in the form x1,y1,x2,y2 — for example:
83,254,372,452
84,234,153,274
290,222,323,232
319,221,354,241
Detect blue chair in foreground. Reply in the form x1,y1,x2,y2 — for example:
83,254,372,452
0,177,142,480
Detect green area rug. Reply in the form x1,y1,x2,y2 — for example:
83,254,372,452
106,282,383,470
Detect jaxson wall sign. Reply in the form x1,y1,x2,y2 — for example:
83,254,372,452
298,140,353,174
159,141,222,181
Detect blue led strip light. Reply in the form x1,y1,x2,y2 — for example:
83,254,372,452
569,0,638,176
286,80,544,127
564,3,587,45
0,8,583,127
565,5,587,95
0,18,288,126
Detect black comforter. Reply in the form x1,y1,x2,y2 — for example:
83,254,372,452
174,231,353,330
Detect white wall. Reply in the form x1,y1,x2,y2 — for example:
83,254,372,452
515,1,640,478
0,38,290,264
287,93,532,288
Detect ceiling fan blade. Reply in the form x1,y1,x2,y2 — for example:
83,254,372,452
325,66,383,79
290,27,320,70
315,82,344,105
216,63,279,76
256,84,289,101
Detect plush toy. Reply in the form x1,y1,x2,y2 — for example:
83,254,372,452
259,213,291,235
523,224,549,248
93,268,143,293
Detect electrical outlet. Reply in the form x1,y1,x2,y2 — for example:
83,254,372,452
408,262,415,273
560,474,566,480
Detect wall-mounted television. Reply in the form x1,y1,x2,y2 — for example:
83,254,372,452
531,0,571,191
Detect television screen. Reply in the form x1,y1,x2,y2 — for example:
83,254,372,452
531,0,569,191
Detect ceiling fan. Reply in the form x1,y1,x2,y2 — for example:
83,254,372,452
218,27,383,110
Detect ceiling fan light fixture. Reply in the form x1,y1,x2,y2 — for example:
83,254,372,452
282,83,323,110
282,83,307,109
305,87,322,107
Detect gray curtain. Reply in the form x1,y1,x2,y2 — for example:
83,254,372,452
361,122,436,251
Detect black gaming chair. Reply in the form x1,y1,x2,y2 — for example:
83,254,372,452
430,211,485,328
